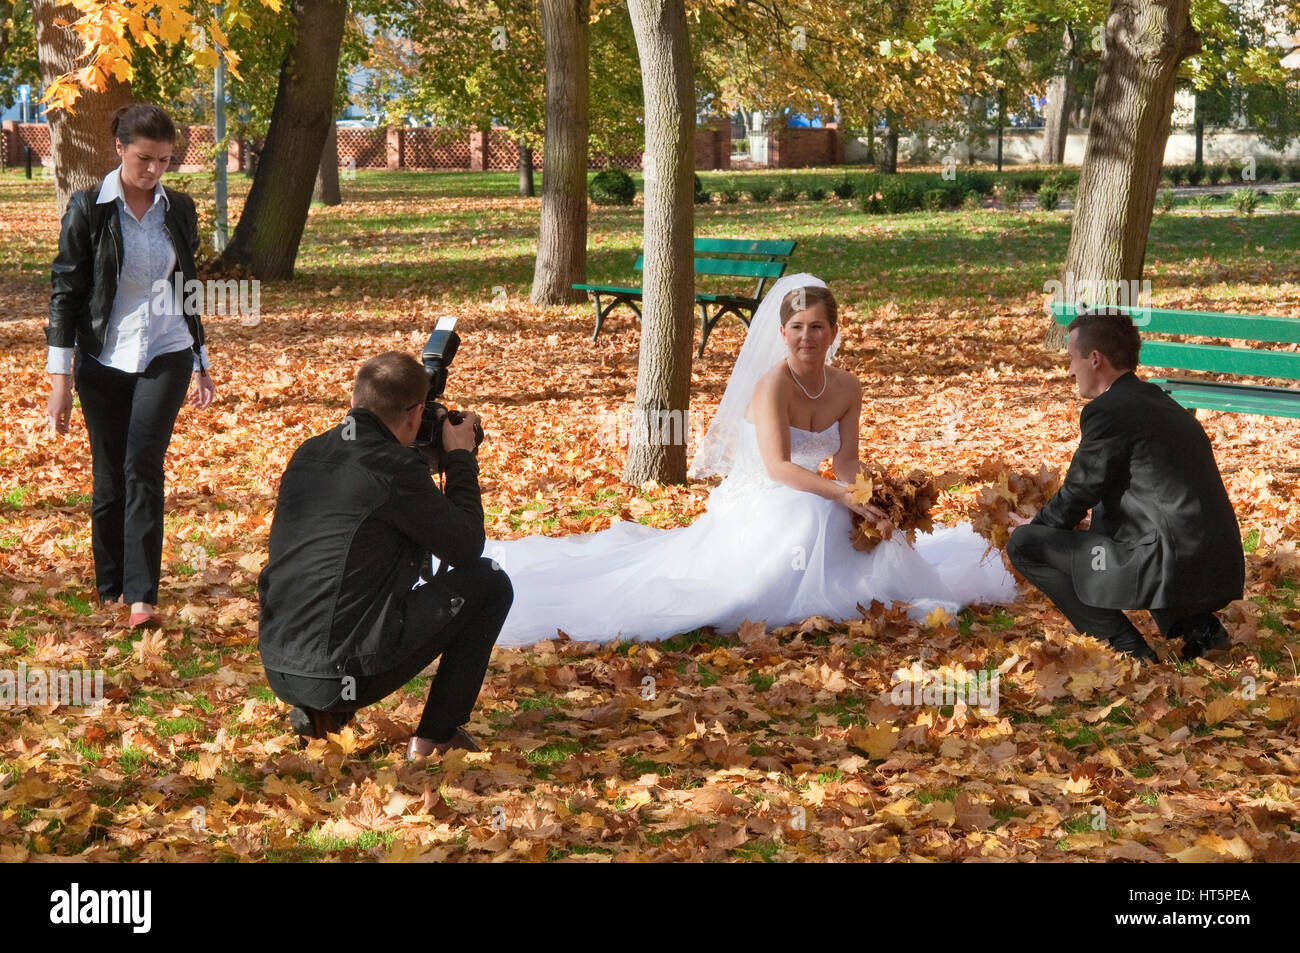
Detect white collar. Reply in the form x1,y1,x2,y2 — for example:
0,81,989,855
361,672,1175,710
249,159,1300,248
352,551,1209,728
96,165,170,211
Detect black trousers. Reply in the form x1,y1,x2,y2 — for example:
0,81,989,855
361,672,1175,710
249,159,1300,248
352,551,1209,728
1007,524,1225,642
74,349,193,605
265,557,513,742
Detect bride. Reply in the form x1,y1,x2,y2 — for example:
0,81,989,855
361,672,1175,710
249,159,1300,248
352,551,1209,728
479,274,1018,648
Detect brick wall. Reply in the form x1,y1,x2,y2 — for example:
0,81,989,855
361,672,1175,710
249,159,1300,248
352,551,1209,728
768,126,841,168
2,122,735,174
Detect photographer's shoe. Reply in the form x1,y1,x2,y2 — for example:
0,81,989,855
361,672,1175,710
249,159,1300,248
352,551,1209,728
289,705,343,741
1181,619,1231,661
1107,631,1158,662
406,727,480,761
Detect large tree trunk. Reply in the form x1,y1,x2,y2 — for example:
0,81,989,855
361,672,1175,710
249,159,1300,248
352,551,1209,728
1047,0,1199,349
223,0,347,279
314,118,341,205
529,0,589,304
1042,25,1077,164
33,0,133,217
517,140,535,197
624,0,694,485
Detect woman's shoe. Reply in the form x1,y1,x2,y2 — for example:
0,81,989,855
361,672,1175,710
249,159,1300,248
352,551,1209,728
128,610,162,629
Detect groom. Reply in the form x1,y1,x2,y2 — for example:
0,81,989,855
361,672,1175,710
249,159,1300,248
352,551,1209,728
1007,308,1243,661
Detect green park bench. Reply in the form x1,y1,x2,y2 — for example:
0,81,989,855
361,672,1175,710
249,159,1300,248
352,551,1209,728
1051,301,1300,419
573,238,796,357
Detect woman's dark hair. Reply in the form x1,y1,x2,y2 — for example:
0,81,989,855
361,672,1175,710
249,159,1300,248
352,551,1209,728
1067,308,1141,371
779,285,838,327
110,104,177,146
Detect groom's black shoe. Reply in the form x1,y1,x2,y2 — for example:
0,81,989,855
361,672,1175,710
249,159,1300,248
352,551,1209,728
1180,618,1231,661
1106,631,1158,662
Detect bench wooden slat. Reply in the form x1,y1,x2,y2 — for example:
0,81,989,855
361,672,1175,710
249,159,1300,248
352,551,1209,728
1050,301,1300,344
1151,379,1300,419
571,283,643,296
631,256,785,279
1140,341,1300,381
693,237,797,257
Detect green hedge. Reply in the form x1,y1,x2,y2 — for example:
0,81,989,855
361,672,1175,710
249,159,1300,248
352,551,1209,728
589,168,636,205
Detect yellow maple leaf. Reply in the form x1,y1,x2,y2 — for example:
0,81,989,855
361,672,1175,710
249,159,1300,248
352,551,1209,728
848,723,898,760
1204,693,1243,726
924,607,952,629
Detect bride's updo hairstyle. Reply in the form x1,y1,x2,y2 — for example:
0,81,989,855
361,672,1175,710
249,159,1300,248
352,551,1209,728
780,285,838,327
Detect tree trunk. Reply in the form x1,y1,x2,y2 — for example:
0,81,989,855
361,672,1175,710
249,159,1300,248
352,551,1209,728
1042,25,1076,164
529,0,589,305
1048,0,1199,349
33,0,133,217
314,118,341,205
996,88,1006,172
624,0,694,485
517,140,535,197
223,0,347,279
880,111,898,173
1193,95,1203,167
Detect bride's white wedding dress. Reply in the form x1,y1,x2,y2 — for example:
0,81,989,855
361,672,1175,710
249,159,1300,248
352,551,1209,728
459,272,1017,648
483,417,1018,648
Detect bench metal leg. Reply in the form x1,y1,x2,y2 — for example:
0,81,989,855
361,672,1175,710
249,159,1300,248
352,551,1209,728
591,294,606,342
592,294,642,342
697,303,754,356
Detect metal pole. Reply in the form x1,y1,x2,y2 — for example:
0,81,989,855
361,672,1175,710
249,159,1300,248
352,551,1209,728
213,2,229,252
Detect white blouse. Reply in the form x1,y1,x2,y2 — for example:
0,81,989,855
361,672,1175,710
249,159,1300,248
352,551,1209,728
47,166,209,375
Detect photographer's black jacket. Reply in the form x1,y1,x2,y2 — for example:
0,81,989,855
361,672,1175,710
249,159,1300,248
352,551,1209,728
257,408,484,678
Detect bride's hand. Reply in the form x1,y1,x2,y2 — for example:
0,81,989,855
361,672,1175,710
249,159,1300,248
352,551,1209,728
841,487,887,522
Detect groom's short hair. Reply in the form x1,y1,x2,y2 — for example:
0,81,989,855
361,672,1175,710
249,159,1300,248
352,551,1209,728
780,286,838,326
353,352,430,427
1067,309,1141,371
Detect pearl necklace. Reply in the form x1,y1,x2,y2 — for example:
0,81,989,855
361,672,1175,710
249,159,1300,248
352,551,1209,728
786,359,827,400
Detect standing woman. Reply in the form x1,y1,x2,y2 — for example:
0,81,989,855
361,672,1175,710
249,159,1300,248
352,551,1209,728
45,103,215,628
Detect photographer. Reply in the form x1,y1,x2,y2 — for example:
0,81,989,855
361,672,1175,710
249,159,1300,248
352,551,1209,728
257,352,511,759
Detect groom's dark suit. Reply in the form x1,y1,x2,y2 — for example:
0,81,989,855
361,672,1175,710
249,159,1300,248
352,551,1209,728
1008,371,1243,647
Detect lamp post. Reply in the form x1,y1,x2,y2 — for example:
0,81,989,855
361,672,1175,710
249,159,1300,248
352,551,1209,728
213,3,228,253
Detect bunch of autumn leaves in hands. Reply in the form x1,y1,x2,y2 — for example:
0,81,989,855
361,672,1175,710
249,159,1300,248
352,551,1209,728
847,462,1063,559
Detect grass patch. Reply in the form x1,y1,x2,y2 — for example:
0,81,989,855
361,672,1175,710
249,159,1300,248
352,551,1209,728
154,715,202,738
117,747,148,775
525,739,581,764
732,838,781,862
56,592,94,616
2,487,33,507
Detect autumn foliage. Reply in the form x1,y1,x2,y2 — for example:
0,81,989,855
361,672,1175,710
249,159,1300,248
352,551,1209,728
2,171,1299,862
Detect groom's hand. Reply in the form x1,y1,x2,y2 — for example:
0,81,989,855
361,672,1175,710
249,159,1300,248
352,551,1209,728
1007,512,1033,530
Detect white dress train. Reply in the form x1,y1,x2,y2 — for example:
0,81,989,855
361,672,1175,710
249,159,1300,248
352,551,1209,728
478,419,1019,648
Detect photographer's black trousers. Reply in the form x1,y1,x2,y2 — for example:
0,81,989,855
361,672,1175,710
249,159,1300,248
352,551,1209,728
265,558,513,742
1007,524,1225,643
75,349,193,606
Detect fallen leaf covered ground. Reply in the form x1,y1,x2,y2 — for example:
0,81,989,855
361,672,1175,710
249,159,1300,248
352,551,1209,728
1,169,1299,862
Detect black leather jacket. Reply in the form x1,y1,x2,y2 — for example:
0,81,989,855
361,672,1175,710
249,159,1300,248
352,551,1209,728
46,181,208,370
257,408,485,678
